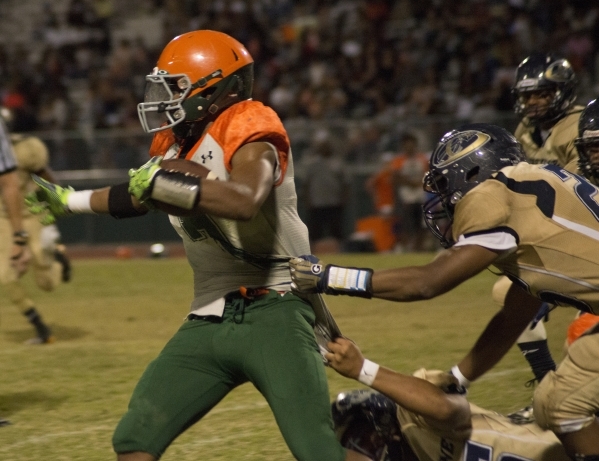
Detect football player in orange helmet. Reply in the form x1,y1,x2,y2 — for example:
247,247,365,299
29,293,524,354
27,30,366,461
137,30,254,138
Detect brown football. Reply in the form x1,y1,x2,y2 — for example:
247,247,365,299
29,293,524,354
151,158,216,215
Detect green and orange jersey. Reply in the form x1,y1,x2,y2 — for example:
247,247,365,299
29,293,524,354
148,101,310,314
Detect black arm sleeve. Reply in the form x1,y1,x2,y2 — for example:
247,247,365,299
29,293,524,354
108,182,148,219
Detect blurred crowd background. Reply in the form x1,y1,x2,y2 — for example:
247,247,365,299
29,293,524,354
0,0,597,250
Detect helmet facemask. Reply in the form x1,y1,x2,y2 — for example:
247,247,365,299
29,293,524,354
576,138,599,181
575,99,599,182
137,64,253,135
423,171,460,248
137,71,194,133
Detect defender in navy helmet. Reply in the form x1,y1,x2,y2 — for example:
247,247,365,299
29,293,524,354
422,123,524,248
574,99,599,183
332,389,401,461
512,52,577,126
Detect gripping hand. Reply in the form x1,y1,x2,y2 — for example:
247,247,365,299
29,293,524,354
289,255,374,298
289,255,328,294
128,156,164,204
26,175,74,225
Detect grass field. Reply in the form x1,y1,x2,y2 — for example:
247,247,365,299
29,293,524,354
0,252,575,460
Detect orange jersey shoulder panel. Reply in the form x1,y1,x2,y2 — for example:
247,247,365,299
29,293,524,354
148,128,177,157
197,100,290,185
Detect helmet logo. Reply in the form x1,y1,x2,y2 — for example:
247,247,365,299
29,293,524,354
545,60,571,82
436,131,490,167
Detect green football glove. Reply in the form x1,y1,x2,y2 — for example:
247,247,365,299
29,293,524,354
289,255,374,298
26,175,74,225
128,156,164,204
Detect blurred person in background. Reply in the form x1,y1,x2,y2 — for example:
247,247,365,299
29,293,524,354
0,108,32,427
364,133,430,253
0,107,71,346
302,130,349,252
390,133,429,253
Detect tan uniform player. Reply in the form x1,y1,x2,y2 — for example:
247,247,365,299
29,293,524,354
0,134,70,344
329,340,571,461
494,53,585,403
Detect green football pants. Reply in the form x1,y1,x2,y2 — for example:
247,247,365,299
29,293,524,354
112,290,345,461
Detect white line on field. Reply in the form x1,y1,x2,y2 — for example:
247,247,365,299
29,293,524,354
0,402,270,451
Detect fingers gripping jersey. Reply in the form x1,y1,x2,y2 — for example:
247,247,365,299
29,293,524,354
151,101,309,313
453,162,599,313
396,369,570,461
514,107,583,166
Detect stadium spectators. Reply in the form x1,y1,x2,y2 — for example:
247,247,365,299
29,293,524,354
0,1,596,138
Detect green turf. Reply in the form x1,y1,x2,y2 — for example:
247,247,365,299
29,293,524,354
0,253,573,460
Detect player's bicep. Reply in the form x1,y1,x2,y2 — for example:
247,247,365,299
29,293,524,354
229,141,277,202
196,142,278,220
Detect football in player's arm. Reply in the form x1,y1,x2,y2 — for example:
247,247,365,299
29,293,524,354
290,123,599,461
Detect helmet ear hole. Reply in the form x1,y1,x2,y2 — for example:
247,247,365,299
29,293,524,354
466,166,480,182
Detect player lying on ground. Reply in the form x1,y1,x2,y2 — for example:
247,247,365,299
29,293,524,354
290,123,599,461
327,336,572,461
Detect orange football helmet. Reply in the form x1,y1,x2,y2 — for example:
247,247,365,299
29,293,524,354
138,30,254,134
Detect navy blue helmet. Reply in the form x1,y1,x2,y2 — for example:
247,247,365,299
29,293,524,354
423,124,524,247
575,99,599,181
332,389,401,461
512,52,577,125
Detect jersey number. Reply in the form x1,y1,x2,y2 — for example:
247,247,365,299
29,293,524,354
542,164,599,221
465,440,532,461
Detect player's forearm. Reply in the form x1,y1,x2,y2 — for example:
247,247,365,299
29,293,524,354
371,266,452,301
458,286,542,382
371,367,470,427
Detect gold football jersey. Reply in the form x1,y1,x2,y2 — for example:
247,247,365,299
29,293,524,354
397,369,570,461
514,106,584,166
453,162,599,314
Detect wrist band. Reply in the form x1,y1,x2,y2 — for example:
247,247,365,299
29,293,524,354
67,190,94,213
109,182,148,219
326,265,374,298
358,359,380,386
451,365,471,388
